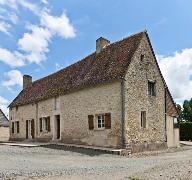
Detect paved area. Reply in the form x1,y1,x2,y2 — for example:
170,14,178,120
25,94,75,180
0,144,192,180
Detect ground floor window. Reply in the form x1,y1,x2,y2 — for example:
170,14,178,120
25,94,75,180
11,121,19,134
141,111,146,128
39,116,51,132
98,114,105,128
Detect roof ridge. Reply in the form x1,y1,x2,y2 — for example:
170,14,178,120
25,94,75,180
30,30,146,86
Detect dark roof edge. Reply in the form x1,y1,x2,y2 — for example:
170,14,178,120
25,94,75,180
0,109,9,121
9,78,121,108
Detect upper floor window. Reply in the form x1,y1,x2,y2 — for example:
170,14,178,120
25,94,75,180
140,54,144,61
16,106,18,112
148,81,156,96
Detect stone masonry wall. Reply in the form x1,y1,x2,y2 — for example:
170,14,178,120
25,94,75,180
9,82,121,148
124,34,166,148
60,82,122,148
9,104,36,140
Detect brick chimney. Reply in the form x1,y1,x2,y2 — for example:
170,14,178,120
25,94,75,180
96,37,110,54
23,75,32,89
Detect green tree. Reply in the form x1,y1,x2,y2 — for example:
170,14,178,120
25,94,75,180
176,104,182,122
182,98,192,122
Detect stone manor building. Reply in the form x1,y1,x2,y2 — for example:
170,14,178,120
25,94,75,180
9,31,179,152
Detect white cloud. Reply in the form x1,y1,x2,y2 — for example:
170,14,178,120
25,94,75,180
2,69,23,89
0,48,25,67
158,48,192,103
0,21,11,34
18,25,51,64
0,96,9,116
41,0,48,5
9,13,18,24
41,12,76,39
0,1,76,67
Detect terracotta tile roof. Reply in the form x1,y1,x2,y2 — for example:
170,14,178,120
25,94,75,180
9,31,145,107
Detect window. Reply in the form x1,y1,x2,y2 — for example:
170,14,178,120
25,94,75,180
40,117,51,132
12,122,14,133
16,121,19,133
148,81,156,96
45,116,51,132
16,106,18,112
98,114,105,128
140,54,144,61
141,111,146,128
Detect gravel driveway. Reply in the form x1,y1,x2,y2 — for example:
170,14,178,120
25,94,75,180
0,145,192,180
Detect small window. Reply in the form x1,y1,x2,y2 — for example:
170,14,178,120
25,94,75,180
148,81,156,96
16,106,18,112
141,111,146,128
16,121,19,133
140,54,144,61
12,122,14,133
98,114,105,128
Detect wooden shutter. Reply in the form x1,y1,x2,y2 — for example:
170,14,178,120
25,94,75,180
17,121,19,133
39,118,42,132
105,113,111,129
31,119,35,139
12,122,14,133
88,115,94,130
26,120,28,139
143,112,146,128
47,116,51,132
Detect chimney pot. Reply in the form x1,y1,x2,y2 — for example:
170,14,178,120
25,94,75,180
23,75,32,89
96,37,110,54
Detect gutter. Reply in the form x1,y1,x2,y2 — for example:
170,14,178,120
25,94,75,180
120,77,126,148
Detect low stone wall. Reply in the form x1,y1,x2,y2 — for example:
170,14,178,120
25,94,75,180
131,142,167,153
0,127,9,141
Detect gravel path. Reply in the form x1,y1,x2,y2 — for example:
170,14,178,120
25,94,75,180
0,145,191,180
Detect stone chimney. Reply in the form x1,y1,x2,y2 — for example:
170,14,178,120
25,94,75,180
23,75,32,89
96,37,110,54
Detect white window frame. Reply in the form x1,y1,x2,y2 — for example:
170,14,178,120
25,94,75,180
97,114,105,129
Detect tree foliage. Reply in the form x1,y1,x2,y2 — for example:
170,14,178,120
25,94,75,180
182,98,192,122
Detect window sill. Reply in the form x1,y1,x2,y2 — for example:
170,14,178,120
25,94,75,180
94,128,106,131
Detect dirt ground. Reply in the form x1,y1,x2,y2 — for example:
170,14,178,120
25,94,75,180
0,144,192,180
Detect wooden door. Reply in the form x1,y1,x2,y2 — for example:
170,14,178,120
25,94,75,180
31,119,35,139
57,116,60,139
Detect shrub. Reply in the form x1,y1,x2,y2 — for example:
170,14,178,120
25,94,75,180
180,122,192,141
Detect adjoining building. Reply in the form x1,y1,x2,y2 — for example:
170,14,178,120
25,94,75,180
9,31,179,152
0,109,9,141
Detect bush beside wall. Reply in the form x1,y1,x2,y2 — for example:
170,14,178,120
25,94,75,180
180,122,192,141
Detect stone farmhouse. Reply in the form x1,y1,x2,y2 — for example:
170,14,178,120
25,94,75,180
9,31,179,152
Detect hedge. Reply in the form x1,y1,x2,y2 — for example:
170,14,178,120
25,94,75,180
180,122,192,141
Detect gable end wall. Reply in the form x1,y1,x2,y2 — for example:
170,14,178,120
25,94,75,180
124,34,166,152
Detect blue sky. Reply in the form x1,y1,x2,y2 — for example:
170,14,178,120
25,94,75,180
0,0,192,115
